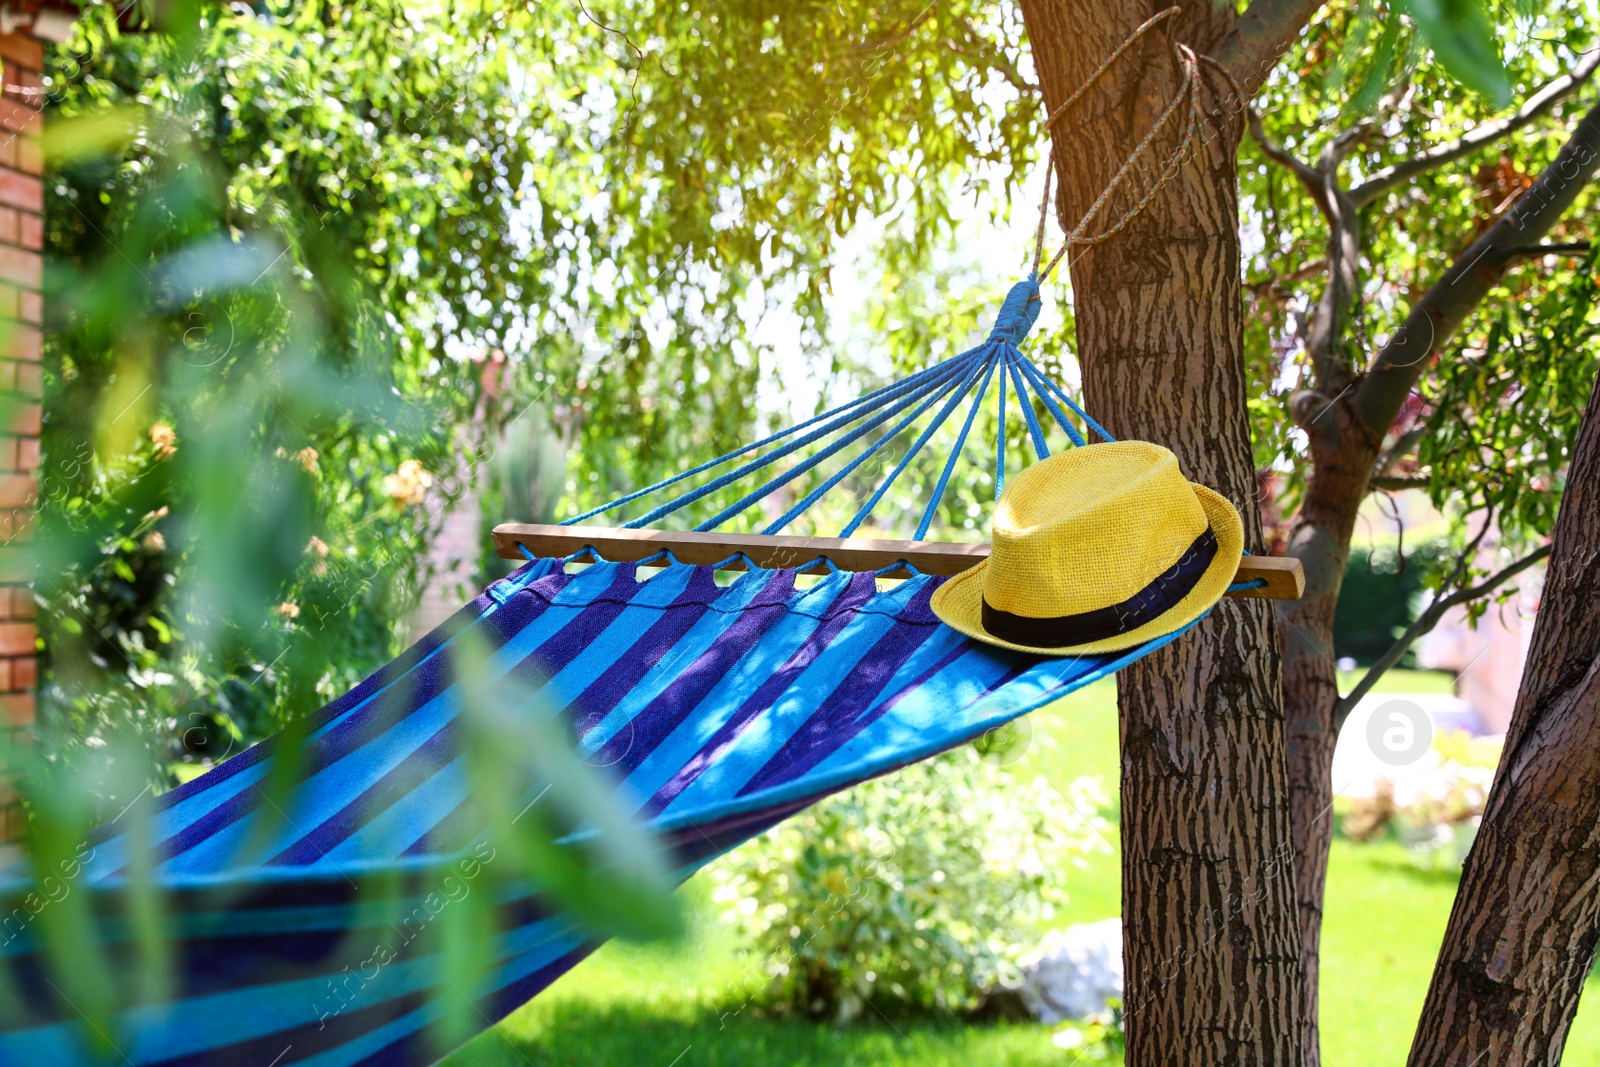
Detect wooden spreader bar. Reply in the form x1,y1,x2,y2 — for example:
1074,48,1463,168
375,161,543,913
492,523,1304,601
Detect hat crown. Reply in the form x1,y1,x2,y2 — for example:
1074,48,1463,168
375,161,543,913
983,442,1210,619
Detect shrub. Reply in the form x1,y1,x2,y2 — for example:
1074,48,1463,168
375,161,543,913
709,744,1111,1019
1333,539,1452,665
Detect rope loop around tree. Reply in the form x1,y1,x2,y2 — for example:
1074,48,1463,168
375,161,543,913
1031,7,1236,282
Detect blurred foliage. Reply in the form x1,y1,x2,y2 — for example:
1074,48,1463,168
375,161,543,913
1415,248,1600,558
35,0,1044,784
1051,1000,1126,1062
1244,0,1599,604
710,748,1110,1019
37,0,523,781
1340,728,1501,870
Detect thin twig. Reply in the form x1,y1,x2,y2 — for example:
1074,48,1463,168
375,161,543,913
1499,241,1593,261
1441,506,1498,603
1374,425,1429,480
1246,257,1329,296
1247,108,1330,215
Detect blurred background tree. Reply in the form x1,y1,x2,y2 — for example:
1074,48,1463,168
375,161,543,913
34,0,1044,793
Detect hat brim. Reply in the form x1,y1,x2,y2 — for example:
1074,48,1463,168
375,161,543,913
929,484,1244,657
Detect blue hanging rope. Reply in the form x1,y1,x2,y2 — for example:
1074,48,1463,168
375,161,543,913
762,354,983,535
986,278,1043,502
989,276,1043,344
624,353,976,531
1006,353,1051,461
563,348,976,526
838,349,997,537
711,550,766,573
636,548,682,568
689,354,981,532
994,343,1009,502
914,353,1000,541
1025,356,1118,444
1014,356,1087,447
561,276,1119,543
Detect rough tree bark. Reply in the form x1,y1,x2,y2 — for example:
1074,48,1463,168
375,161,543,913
1407,367,1600,1066
1270,94,1600,1065
1019,3,1314,1063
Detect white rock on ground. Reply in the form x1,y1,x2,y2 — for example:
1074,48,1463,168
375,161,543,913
1018,917,1123,1024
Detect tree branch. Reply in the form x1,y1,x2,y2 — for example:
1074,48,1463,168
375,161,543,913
1248,108,1327,205
1350,99,1600,442
1374,424,1427,479
1317,104,1388,172
1301,180,1362,395
1334,544,1552,729
1499,240,1592,261
1350,50,1600,208
1247,256,1328,297
1370,475,1431,491
1261,84,1421,402
1248,108,1368,393
1211,0,1323,98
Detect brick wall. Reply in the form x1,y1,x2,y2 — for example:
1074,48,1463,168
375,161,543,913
0,30,43,843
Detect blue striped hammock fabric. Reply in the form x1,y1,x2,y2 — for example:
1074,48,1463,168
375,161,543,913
1,551,1196,1066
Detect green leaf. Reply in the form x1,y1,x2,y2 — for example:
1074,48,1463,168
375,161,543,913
1401,0,1513,107
1350,11,1404,113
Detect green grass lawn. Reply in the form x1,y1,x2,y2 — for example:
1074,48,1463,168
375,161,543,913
1336,667,1457,696
450,671,1600,1066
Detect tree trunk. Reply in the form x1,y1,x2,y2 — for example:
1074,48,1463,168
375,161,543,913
1277,98,1600,1066
1277,400,1380,1065
1407,370,1600,1065
1021,4,1304,1063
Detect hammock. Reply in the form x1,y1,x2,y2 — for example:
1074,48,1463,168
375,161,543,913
0,270,1277,1065
0,264,1293,1066
1,558,1194,1066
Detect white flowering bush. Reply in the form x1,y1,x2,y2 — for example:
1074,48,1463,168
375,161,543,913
709,746,1111,1018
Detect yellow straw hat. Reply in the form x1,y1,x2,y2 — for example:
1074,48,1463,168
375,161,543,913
930,441,1242,656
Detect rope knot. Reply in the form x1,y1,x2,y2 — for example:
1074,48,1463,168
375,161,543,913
988,278,1043,345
